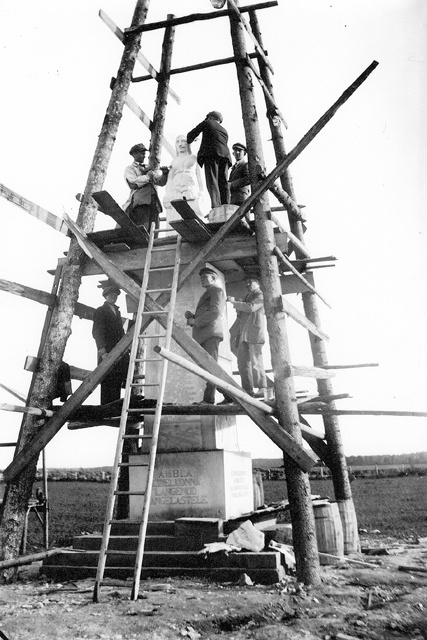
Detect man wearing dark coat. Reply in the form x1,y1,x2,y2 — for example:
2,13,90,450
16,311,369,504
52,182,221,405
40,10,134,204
185,267,233,405
228,274,267,399
92,283,129,405
229,142,251,205
187,111,232,209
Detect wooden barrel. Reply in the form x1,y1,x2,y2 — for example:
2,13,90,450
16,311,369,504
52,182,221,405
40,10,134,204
335,499,360,554
313,502,344,565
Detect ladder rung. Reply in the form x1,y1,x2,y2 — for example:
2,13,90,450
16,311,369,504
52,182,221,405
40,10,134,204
130,382,159,387
128,408,157,414
114,490,146,496
139,310,168,315
122,434,152,439
109,519,143,525
138,333,166,339
146,288,172,293
149,266,174,272
118,462,149,468
105,550,139,556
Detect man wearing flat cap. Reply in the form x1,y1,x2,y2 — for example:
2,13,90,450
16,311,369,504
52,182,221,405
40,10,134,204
227,274,267,399
229,142,251,206
122,142,169,231
187,111,231,209
92,282,129,404
185,267,233,404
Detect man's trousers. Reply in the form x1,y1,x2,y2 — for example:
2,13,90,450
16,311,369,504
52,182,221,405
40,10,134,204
237,341,266,395
203,157,230,208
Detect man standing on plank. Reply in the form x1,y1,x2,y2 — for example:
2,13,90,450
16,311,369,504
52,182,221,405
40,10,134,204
228,274,268,399
229,142,250,206
92,282,129,405
186,267,233,405
187,111,232,209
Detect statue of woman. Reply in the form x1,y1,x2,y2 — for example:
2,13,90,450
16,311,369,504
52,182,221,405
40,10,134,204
163,135,205,222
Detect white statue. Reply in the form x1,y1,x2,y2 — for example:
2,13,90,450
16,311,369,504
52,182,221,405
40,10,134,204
163,135,205,222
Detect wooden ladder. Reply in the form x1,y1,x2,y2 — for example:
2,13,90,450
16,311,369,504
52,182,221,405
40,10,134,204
93,223,182,602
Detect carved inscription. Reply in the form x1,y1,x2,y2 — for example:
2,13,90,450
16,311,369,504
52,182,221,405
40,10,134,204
151,468,209,506
229,469,250,500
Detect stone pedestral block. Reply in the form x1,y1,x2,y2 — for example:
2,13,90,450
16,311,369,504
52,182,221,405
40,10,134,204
140,266,239,453
129,449,254,521
150,413,239,453
207,204,239,223
143,267,233,403
174,517,223,538
126,264,253,524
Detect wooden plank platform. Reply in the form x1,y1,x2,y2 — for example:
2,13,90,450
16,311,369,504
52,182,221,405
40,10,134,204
170,199,213,242
169,220,212,243
92,190,149,246
170,199,255,243
82,230,289,280
86,228,139,250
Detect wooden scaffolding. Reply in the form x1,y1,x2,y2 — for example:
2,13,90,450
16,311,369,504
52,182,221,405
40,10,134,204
0,0,391,584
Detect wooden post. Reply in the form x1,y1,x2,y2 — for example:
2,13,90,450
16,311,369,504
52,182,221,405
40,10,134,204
229,1,321,586
249,10,355,503
148,14,176,168
0,259,62,556
0,0,153,579
42,449,49,549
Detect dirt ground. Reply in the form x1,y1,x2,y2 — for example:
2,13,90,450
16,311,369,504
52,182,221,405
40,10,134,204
1,536,426,640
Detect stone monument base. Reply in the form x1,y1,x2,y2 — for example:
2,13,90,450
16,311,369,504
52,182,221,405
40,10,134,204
207,204,239,223
129,449,253,522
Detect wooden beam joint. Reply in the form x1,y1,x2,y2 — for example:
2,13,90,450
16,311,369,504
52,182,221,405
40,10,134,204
124,2,279,35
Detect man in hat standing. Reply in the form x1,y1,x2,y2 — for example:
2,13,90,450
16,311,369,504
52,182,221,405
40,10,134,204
227,275,267,399
185,267,233,404
92,283,129,405
123,143,169,231
187,111,231,209
229,142,251,206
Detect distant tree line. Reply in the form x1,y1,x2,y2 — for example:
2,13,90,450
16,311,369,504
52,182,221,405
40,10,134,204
346,452,427,467
253,452,427,470
253,452,427,481
33,468,112,482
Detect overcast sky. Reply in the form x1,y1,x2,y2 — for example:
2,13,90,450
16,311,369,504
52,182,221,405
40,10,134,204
0,0,426,468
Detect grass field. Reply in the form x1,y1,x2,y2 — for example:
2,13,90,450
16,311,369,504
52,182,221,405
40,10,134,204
263,475,427,539
28,475,427,549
